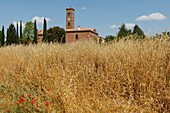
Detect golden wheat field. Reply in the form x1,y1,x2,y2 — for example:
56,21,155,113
0,37,170,113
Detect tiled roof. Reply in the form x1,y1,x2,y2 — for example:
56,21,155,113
65,28,96,32
38,30,43,34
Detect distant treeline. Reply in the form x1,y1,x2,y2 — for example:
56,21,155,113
0,19,65,47
0,22,170,47
105,24,170,43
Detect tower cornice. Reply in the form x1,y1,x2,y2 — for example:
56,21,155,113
66,8,75,11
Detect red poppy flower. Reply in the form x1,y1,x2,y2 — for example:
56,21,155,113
32,98,34,100
28,95,31,97
19,96,22,99
34,100,36,102
31,101,34,104
46,102,49,106
26,99,29,101
21,99,25,102
61,79,63,81
16,102,20,105
18,100,21,102
22,95,24,97
35,107,37,110
47,89,50,91
8,110,10,112
22,106,24,108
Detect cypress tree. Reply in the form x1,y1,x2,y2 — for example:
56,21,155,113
1,26,5,46
43,18,47,42
17,22,19,43
33,20,37,44
20,20,22,39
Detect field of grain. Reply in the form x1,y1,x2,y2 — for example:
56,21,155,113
0,37,169,112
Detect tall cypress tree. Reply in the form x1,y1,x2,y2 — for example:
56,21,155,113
17,22,19,43
1,26,5,46
33,20,37,44
20,20,22,39
43,18,47,42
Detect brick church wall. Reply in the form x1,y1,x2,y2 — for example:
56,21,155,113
66,31,99,43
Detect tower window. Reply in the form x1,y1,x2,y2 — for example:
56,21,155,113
75,34,78,40
68,12,71,17
68,22,70,27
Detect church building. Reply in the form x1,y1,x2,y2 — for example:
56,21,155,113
38,8,103,43
65,8,103,43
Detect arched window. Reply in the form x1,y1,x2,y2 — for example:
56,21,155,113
75,34,78,40
68,22,70,27
68,12,71,17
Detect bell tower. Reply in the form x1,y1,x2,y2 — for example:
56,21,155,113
66,8,75,29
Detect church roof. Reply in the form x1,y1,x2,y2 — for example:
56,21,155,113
65,28,98,35
38,30,43,34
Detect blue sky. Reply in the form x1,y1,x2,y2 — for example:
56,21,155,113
0,0,170,37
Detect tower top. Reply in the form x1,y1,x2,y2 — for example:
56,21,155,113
66,8,75,11
66,7,75,29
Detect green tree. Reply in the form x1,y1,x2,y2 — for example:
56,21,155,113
1,26,5,46
23,21,34,43
17,22,19,42
19,20,26,44
33,20,37,44
47,26,65,43
43,18,47,42
105,35,116,43
132,25,145,38
20,20,22,39
7,24,18,45
117,24,130,38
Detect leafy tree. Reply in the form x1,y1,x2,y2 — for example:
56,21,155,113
105,35,116,43
23,21,34,43
132,25,145,38
1,26,5,46
7,24,18,45
117,24,130,38
47,26,65,43
43,18,47,42
33,20,37,44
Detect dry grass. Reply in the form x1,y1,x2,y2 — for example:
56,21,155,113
0,37,170,112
